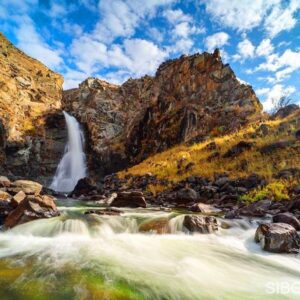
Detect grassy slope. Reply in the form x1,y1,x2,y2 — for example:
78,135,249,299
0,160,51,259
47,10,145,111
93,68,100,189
119,111,300,200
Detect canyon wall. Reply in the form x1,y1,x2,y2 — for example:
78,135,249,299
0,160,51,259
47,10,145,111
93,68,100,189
63,49,263,178
0,33,66,183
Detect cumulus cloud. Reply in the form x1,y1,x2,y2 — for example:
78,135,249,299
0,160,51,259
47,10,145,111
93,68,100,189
256,39,274,56
258,84,296,111
233,38,255,61
203,0,300,37
205,32,230,52
15,17,63,69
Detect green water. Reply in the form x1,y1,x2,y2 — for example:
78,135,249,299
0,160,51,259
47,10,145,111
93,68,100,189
0,200,299,300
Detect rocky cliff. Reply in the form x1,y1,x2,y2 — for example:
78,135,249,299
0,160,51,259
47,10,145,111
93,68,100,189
63,49,263,178
0,33,66,183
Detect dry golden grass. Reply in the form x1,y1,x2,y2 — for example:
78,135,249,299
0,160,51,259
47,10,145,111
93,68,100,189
119,112,300,190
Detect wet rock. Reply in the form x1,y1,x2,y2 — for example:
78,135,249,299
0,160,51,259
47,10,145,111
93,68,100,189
255,223,300,253
273,213,300,230
5,195,59,228
70,177,98,197
183,215,218,233
110,191,147,208
224,210,240,219
11,190,26,208
11,180,42,195
85,208,122,216
223,141,253,158
139,218,170,234
0,200,13,225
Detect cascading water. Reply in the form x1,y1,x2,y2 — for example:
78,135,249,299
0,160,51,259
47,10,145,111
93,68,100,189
50,111,87,193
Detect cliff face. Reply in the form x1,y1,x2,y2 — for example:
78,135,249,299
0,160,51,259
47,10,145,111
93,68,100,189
63,49,263,177
0,33,66,183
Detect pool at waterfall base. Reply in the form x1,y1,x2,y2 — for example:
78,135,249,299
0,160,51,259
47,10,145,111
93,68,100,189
0,199,299,300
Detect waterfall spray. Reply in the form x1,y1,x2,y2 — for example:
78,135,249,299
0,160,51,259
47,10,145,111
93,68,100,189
50,111,87,193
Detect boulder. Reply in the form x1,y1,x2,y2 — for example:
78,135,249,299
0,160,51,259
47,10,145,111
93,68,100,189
11,190,26,208
110,191,147,208
70,177,98,197
223,141,253,158
273,213,300,230
139,218,169,234
183,215,218,233
11,180,42,195
190,203,221,214
0,176,11,188
176,188,199,204
255,223,300,253
5,195,59,228
239,199,272,217
0,190,11,201
260,140,293,155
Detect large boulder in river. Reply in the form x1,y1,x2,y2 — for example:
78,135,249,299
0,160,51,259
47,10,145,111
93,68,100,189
273,213,300,230
255,223,300,253
70,177,98,197
183,215,218,233
110,191,147,208
9,180,42,195
5,195,59,228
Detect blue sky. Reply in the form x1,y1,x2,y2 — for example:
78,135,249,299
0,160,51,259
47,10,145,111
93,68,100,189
0,0,300,111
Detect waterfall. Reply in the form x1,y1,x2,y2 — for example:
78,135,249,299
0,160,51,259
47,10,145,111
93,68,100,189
50,111,87,193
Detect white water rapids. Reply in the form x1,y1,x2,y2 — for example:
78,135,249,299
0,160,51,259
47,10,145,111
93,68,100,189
0,205,299,299
50,111,87,193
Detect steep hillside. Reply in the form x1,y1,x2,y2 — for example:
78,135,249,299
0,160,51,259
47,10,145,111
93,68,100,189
119,105,300,201
0,33,66,182
63,49,263,177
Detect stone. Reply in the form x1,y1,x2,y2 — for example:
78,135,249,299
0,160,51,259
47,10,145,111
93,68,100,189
12,180,42,195
11,190,26,208
260,140,293,155
223,141,253,158
273,213,300,230
190,203,221,214
176,188,199,204
295,130,300,140
240,199,272,217
274,104,300,119
139,218,169,234
0,190,11,201
183,215,218,233
70,177,98,197
110,191,147,208
0,176,11,188
84,208,122,216
255,223,300,253
5,195,59,228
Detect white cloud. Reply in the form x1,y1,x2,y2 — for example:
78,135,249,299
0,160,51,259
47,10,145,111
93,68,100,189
71,36,168,80
93,0,175,43
203,0,277,31
256,48,300,82
259,84,296,111
256,39,274,56
203,0,300,37
233,38,255,60
205,32,230,52
63,69,90,90
163,9,191,24
15,17,63,69
264,0,300,37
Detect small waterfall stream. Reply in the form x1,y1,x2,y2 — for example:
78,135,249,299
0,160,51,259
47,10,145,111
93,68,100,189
50,111,87,193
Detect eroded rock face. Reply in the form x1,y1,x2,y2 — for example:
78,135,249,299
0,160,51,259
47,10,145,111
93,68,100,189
63,50,263,178
0,33,66,183
255,223,300,253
